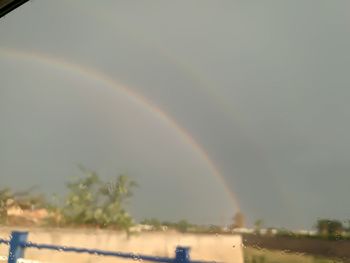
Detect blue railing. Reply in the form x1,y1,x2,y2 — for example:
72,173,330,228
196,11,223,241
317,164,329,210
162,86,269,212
0,231,215,263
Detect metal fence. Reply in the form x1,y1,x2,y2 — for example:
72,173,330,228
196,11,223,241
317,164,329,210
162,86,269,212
0,231,214,263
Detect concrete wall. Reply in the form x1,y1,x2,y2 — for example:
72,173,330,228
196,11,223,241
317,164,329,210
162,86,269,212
0,228,243,263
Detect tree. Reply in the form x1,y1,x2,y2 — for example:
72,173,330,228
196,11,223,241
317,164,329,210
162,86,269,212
176,219,191,233
61,169,100,225
328,220,343,236
99,174,137,230
60,168,137,231
316,219,343,236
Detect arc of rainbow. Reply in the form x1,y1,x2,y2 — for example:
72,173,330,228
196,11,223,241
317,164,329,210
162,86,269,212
0,47,241,212
65,1,286,213
67,0,238,120
61,1,299,220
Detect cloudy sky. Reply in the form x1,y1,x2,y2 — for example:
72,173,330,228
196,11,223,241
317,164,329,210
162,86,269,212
1,1,350,229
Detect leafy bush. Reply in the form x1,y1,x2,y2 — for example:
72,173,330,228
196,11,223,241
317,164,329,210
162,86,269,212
56,168,137,232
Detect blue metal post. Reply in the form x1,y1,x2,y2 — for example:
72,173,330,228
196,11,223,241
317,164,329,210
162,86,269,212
8,231,28,263
175,246,190,263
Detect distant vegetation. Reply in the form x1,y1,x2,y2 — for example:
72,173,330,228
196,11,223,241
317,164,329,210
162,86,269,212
140,218,205,233
140,212,247,234
315,219,347,237
272,219,350,241
1,168,350,241
0,167,137,232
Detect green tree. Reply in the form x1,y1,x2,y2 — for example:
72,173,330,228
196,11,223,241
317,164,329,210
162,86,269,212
328,220,343,236
316,219,343,236
99,174,137,230
176,219,191,233
61,169,100,225
61,168,137,232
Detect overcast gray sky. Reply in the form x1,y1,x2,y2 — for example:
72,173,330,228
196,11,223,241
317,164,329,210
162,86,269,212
1,0,350,229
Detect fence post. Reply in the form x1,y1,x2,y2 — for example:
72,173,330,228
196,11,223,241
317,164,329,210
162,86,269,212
8,231,28,263
175,246,190,263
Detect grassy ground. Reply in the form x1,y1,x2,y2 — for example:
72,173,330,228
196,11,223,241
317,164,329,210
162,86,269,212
244,247,346,263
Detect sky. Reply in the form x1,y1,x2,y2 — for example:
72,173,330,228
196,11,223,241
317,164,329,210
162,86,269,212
1,0,350,229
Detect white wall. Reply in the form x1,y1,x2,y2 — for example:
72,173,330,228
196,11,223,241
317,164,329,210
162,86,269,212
0,228,243,263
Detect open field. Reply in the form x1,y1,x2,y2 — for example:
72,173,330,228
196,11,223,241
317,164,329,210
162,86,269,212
0,227,243,263
242,234,350,259
244,247,347,263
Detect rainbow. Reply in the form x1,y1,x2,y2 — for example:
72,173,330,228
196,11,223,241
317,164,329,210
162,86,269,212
68,0,241,123
0,47,241,211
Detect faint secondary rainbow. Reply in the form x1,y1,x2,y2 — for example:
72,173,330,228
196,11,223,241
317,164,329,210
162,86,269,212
0,47,240,211
61,1,297,218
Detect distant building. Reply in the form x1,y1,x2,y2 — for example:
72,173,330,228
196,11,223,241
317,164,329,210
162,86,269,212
6,201,49,224
129,224,168,232
6,204,23,216
258,228,277,236
231,227,255,234
295,229,317,236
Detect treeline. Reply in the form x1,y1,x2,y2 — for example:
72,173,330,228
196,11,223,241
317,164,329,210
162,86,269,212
0,167,137,232
270,219,350,241
139,218,223,234
315,219,349,236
